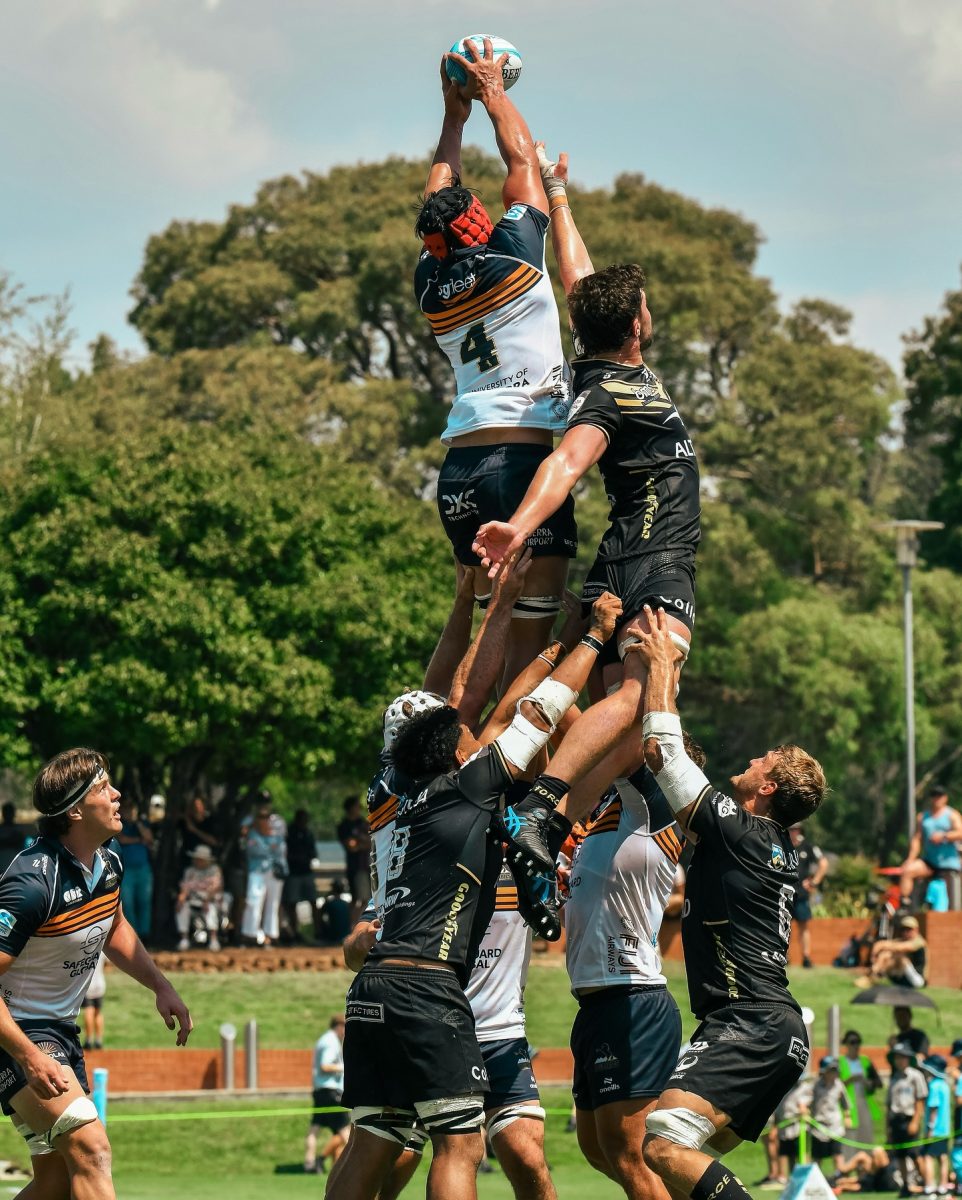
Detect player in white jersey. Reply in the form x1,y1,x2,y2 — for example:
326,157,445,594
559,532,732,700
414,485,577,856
564,763,697,1200
415,39,576,690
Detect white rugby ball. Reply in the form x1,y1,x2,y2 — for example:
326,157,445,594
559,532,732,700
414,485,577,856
446,34,523,91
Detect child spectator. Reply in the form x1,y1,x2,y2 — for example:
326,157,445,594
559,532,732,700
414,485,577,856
888,1042,928,1199
919,1055,950,1196
801,1056,852,1176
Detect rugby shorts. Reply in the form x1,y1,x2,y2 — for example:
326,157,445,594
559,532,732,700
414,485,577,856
571,984,681,1111
0,1020,90,1114
438,444,577,566
792,893,813,923
310,1086,349,1133
342,964,489,1110
581,550,696,668
667,1002,810,1142
479,1036,540,1112
811,1135,840,1159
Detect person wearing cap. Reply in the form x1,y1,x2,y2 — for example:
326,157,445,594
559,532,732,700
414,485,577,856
0,748,191,1199
800,1056,852,1176
175,844,224,952
899,785,962,910
919,1055,950,1196
888,1042,928,1198
858,918,929,989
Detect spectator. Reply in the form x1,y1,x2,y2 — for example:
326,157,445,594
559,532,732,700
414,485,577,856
887,1041,928,1199
790,822,828,967
919,1055,951,1196
304,1014,349,1175
180,795,221,866
899,785,962,910
117,797,154,940
241,802,288,947
888,1007,931,1070
283,809,318,943
801,1055,852,1176
858,917,928,989
773,1074,812,1180
336,796,371,923
317,879,351,944
81,953,107,1050
949,1039,962,1194
175,845,224,952
0,802,25,875
838,1029,883,1148
832,1148,894,1194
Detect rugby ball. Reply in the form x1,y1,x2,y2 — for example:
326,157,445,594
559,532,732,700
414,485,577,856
446,35,523,91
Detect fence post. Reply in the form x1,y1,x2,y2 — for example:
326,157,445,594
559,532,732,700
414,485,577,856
245,1019,258,1090
220,1022,236,1090
827,1004,840,1057
92,1067,108,1125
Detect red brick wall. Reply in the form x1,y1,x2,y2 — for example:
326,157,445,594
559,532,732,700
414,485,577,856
659,915,869,966
919,911,962,987
84,1048,313,1093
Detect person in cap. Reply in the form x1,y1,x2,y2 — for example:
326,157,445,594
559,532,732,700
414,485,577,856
858,917,928,989
919,1055,950,1196
800,1056,852,1176
0,748,191,1199
888,1042,928,1198
175,843,224,952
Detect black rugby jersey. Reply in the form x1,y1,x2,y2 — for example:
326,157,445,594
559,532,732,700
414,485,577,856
682,788,800,1019
567,359,700,562
0,837,123,1021
366,744,511,986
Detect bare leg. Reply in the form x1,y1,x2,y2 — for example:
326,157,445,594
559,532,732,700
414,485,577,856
375,1146,424,1200
11,1078,115,1200
425,1132,484,1200
326,1127,401,1200
10,1149,71,1199
490,1110,556,1200
305,1123,320,1172
643,1088,741,1197
596,1099,674,1200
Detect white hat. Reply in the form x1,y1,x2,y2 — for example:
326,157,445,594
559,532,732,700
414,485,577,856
191,845,213,862
382,691,446,751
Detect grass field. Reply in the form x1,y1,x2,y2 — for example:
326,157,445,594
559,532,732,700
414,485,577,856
99,956,962,1051
0,960,951,1196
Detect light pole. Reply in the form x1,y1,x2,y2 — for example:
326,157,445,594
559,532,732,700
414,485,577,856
878,519,944,844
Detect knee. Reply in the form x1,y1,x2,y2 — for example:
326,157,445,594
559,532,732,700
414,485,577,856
432,1132,483,1167
643,1133,675,1176
62,1123,112,1177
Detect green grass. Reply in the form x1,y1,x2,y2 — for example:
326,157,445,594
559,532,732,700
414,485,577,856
98,956,961,1051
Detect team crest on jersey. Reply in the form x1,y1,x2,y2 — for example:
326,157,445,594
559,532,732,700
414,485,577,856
715,796,738,818
770,844,786,870
0,910,16,935
594,1043,619,1067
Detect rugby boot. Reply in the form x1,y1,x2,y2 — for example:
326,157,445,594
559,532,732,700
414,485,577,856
505,853,562,942
501,775,572,878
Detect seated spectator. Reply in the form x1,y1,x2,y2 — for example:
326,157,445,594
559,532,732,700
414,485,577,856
857,917,928,989
899,785,962,910
832,1147,894,1194
283,808,318,944
800,1056,852,1176
175,845,224,952
317,879,351,944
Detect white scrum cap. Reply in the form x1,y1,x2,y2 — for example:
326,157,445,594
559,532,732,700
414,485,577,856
382,691,447,752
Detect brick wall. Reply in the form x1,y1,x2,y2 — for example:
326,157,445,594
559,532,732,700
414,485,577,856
918,911,962,987
84,1047,313,1093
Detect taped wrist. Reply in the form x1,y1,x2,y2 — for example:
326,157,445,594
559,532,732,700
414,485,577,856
641,711,711,815
535,145,568,201
497,712,552,771
523,676,578,727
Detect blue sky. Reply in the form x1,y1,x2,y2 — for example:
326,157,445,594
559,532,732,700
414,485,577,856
2,0,960,372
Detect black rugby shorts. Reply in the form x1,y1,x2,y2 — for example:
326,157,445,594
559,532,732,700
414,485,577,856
581,550,696,668
666,1003,809,1142
342,964,489,1110
438,444,577,566
571,985,681,1110
310,1086,349,1133
0,1020,90,1114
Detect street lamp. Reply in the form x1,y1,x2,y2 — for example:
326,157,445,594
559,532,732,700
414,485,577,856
877,519,944,844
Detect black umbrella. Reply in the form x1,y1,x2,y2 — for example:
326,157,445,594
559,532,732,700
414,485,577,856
852,985,937,1009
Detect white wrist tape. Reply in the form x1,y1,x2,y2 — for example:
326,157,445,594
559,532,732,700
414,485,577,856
524,677,578,727
497,713,551,771
641,711,710,814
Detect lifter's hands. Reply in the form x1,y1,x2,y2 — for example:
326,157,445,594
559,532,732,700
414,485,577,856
621,605,685,668
586,592,623,643
439,56,471,124
535,141,569,188
21,1048,70,1100
473,521,526,579
490,546,533,609
445,36,509,106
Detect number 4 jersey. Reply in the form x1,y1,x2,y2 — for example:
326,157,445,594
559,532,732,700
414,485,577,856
415,204,571,444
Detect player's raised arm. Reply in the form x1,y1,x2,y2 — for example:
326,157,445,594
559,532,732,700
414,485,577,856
424,56,473,196
446,37,547,214
536,142,595,297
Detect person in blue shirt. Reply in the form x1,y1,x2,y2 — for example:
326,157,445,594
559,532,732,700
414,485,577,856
920,1055,950,1195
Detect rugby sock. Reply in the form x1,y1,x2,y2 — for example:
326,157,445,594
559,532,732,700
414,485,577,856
691,1161,754,1200
526,774,570,813
546,811,573,859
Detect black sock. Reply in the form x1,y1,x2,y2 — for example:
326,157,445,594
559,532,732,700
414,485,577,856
691,1160,754,1200
523,774,570,814
546,811,573,859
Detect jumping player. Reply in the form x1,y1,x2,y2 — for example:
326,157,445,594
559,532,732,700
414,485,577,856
416,40,576,688
627,607,825,1200
0,749,192,1200
472,147,700,892
330,592,620,1200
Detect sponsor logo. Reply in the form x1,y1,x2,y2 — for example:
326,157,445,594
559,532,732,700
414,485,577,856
35,1040,67,1061
567,391,588,421
82,926,106,956
770,844,786,870
63,888,84,905
438,272,477,303
599,1077,619,1094
442,490,478,520
788,1037,810,1068
63,926,107,978
675,439,696,458
715,796,738,818
0,910,16,935
38,855,49,876
671,1040,709,1077
593,1044,619,1067
346,1001,384,1023
475,367,530,393
471,1065,489,1082
438,881,470,962
0,1067,14,1091
640,477,659,540
502,204,527,221
383,886,412,913
656,594,696,623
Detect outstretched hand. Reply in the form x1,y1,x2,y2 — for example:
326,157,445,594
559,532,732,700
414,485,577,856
587,592,623,642
535,141,569,187
473,521,526,578
621,605,684,668
156,982,193,1046
444,36,509,105
439,56,471,124
491,546,533,606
